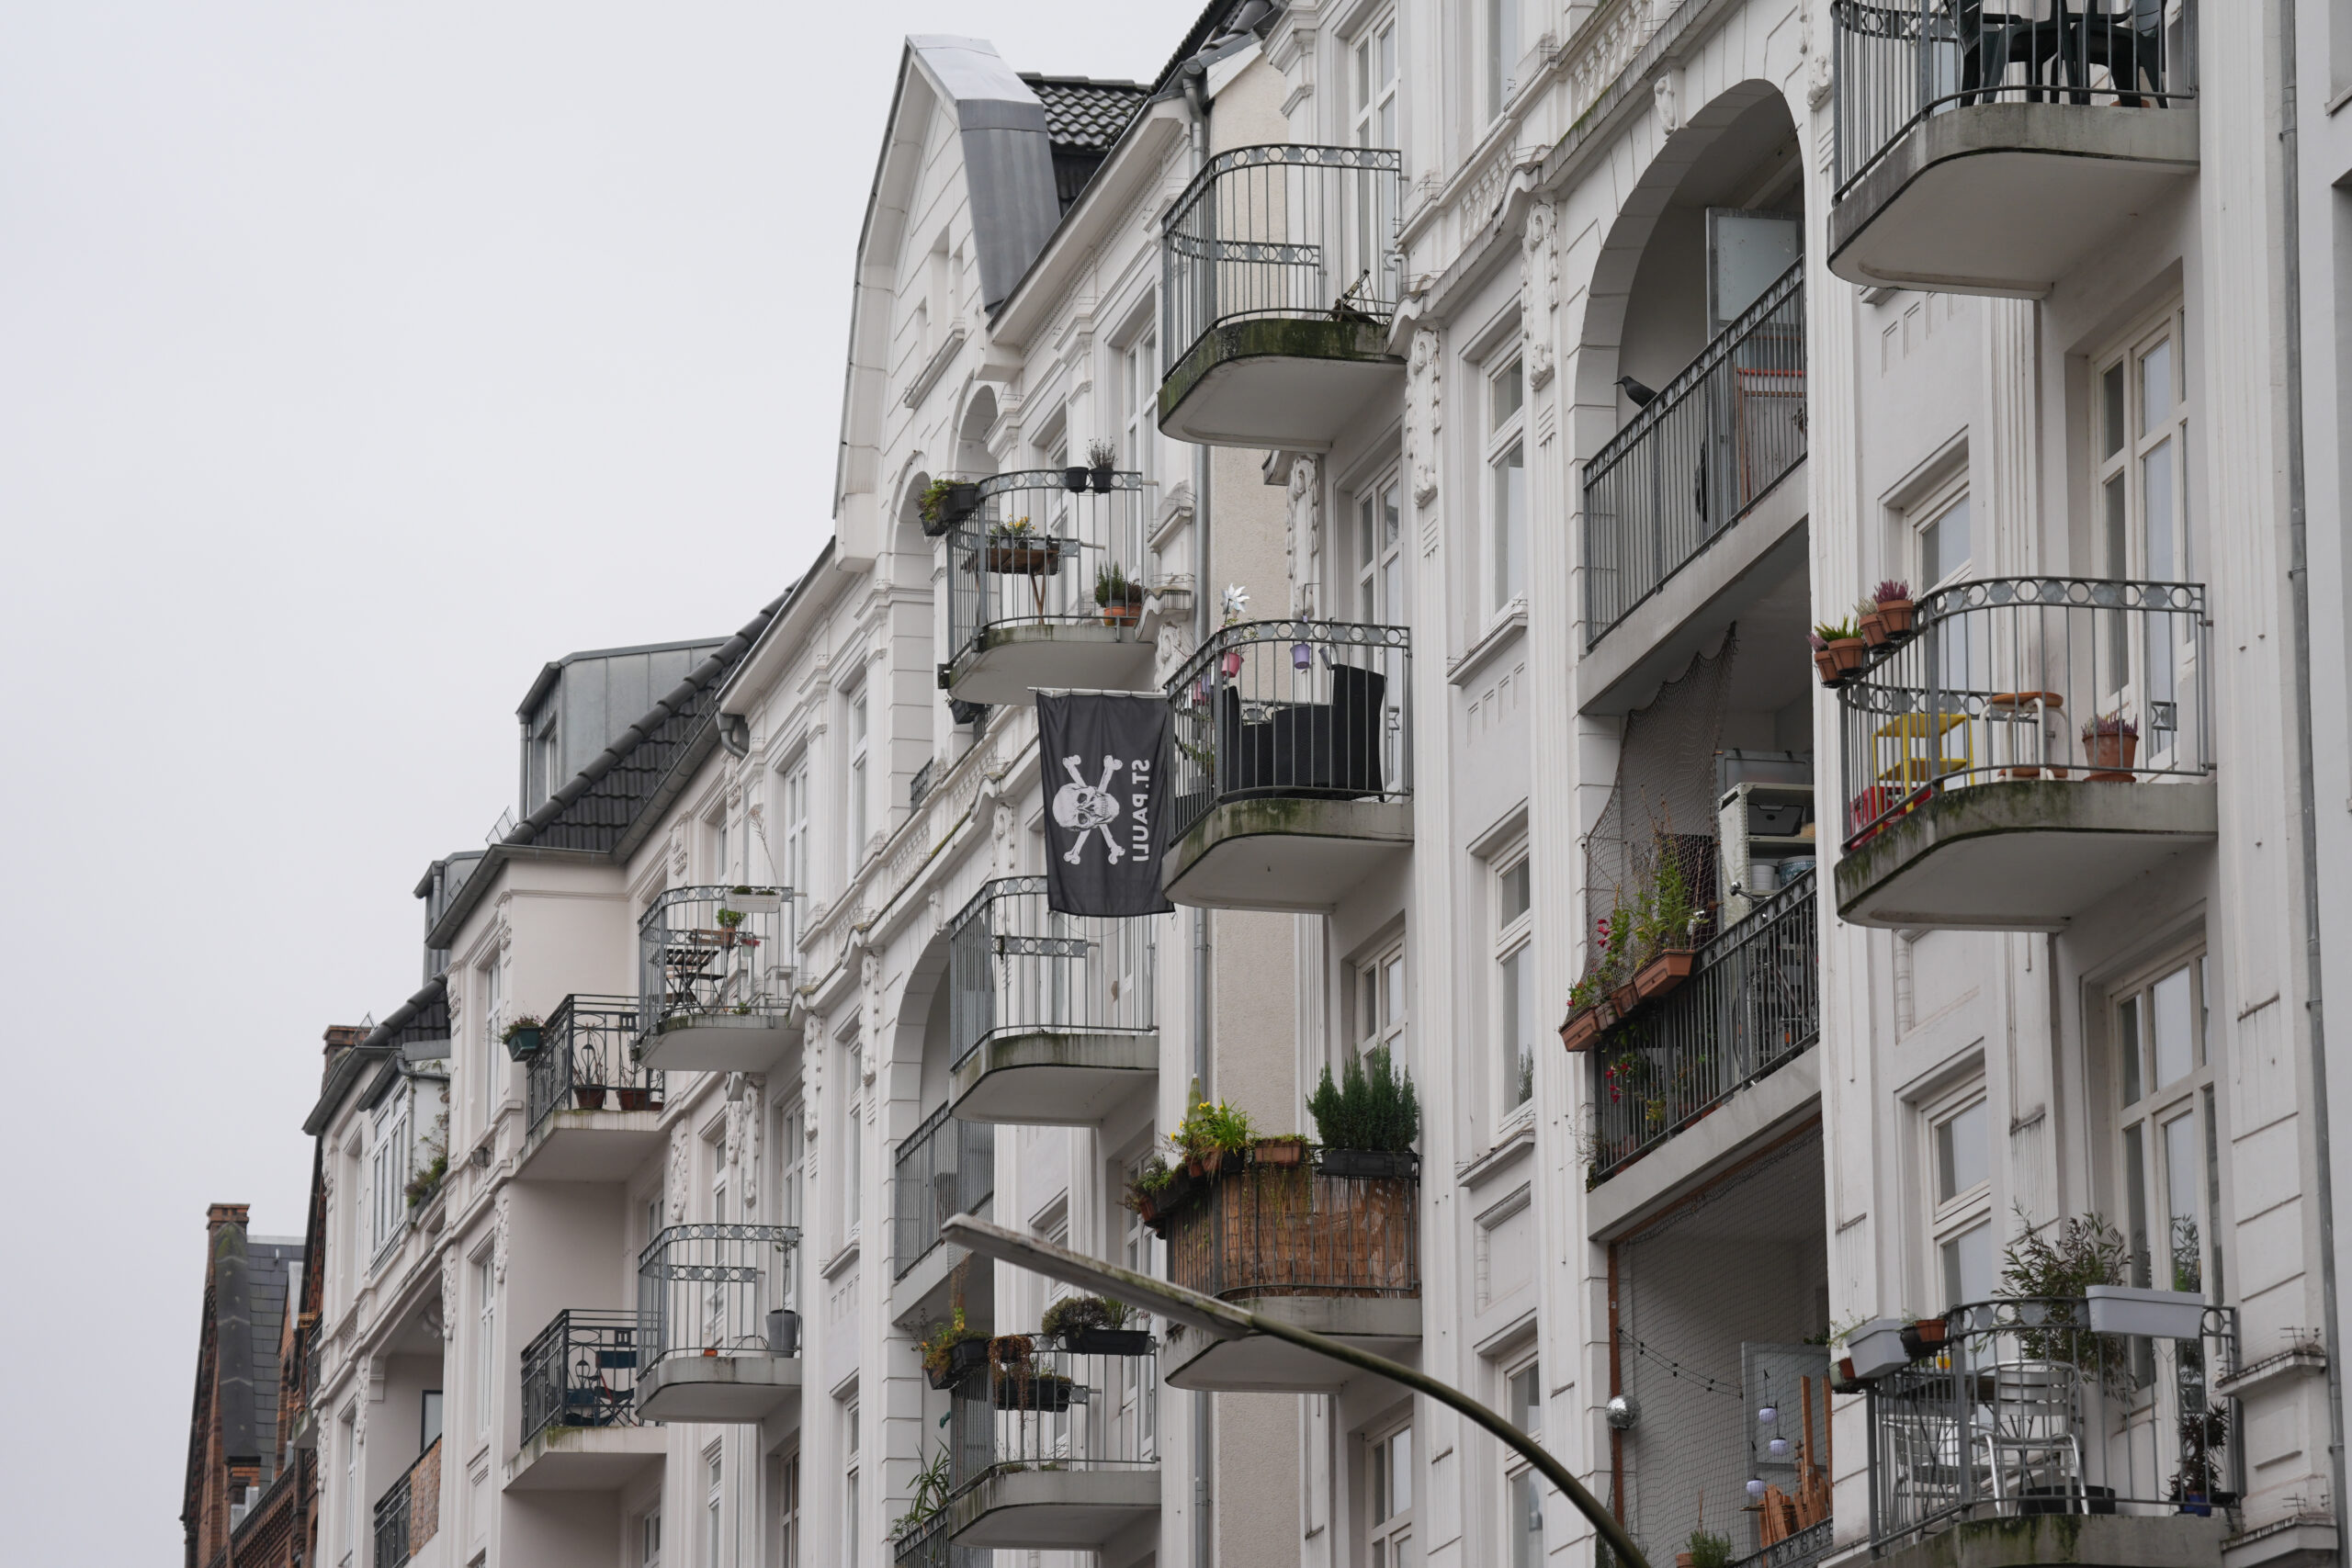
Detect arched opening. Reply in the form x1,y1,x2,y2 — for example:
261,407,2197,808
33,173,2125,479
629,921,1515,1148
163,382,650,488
956,386,1001,481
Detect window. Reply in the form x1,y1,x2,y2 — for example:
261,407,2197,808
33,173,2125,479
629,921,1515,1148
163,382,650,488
1353,15,1399,148
1487,355,1527,615
777,1101,805,1313
474,1256,495,1438
2116,954,2214,1302
1368,1420,1415,1568
1356,472,1405,623
370,1089,411,1258
1353,939,1408,1068
1485,0,1520,118
481,955,503,1124
703,1447,723,1568
781,758,809,897
2096,309,2195,761
846,690,868,861
1495,853,1535,1116
1913,486,1981,693
338,1407,357,1568
1488,1353,1542,1568
842,1400,862,1568
421,1389,442,1449
843,1046,864,1241
708,809,730,885
1927,1092,1993,1308
1120,331,1158,485
776,1451,800,1568
638,1507,662,1566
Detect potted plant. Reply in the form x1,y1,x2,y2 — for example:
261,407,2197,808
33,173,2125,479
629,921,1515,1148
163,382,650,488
1062,460,1090,493
973,517,1064,576
1633,852,1705,1002
2082,714,2141,777
403,1111,449,1210
1171,1096,1254,1179
1859,594,1894,649
1873,580,1917,640
1096,562,1145,626
1040,1294,1152,1357
715,906,745,949
1306,1043,1420,1179
1844,1317,1913,1382
725,885,784,916
1252,1133,1309,1168
502,1014,545,1061
574,1082,607,1110
919,1308,989,1390
917,478,980,536
1998,1206,2135,1391
889,1442,954,1541
1679,1528,1736,1568
2169,1404,2233,1516
1812,617,1866,684
1121,1153,1180,1232
1559,970,1609,1053
1898,1313,1951,1359
1086,438,1118,493
616,1084,656,1112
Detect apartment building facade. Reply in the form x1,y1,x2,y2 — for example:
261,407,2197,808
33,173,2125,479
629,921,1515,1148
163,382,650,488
266,2,2352,1568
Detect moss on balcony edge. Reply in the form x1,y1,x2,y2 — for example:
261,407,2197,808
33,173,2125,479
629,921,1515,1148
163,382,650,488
1158,316,1397,428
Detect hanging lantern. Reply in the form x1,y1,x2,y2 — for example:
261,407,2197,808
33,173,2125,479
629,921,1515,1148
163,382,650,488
1757,1405,1778,1426
1746,1479,1767,1500
1769,1438,1790,1459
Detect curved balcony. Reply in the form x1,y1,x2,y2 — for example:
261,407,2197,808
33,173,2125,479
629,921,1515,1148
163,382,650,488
634,1224,801,1423
1830,2,2199,295
511,1310,662,1490
892,1105,996,1320
1835,578,2213,930
519,995,666,1180
941,470,1157,705
636,886,795,1072
946,877,1157,1126
1160,1153,1420,1393
1162,620,1412,911
1159,143,1405,449
941,1337,1160,1551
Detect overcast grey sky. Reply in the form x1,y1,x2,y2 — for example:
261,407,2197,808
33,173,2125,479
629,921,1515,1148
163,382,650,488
0,4,1167,1556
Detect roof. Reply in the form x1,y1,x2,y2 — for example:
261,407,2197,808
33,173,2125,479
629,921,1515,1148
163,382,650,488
1022,76,1149,152
516,636,729,719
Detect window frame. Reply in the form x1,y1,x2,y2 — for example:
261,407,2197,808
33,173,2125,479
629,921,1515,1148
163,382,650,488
1351,10,1400,150
1483,0,1521,119
2093,305,2195,766
1498,1348,1544,1568
1493,846,1535,1122
1354,468,1406,625
1366,1415,1417,1568
1118,325,1159,488
2110,949,2215,1304
845,687,869,865
701,1443,723,1568
1485,351,1528,620
1352,935,1409,1070
474,1252,496,1439
1922,1081,1994,1310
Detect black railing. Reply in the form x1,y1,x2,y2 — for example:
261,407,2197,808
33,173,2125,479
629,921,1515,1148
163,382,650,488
637,1224,799,1369
371,1471,409,1568
1868,1297,2238,1546
944,469,1151,666
1588,873,1820,1183
892,1103,994,1280
526,994,662,1138
948,876,1156,1074
946,1338,1159,1493
1162,142,1404,368
1168,1154,1419,1302
1833,0,2199,196
638,885,795,1037
1743,1517,1837,1568
1837,578,2211,849
1165,620,1410,846
910,758,936,811
1582,260,1805,649
370,1437,437,1568
519,1309,641,1448
891,1510,989,1568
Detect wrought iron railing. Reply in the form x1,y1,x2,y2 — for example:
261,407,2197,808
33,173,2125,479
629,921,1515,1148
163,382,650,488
1587,873,1820,1183
1161,142,1405,372
370,1437,439,1568
637,1224,800,1370
945,469,1151,667
948,876,1156,1074
1167,1155,1419,1302
1165,620,1410,846
1837,578,2211,849
946,1338,1159,1493
1742,1517,1837,1568
891,1510,989,1568
1833,0,2198,196
519,1309,642,1447
893,1102,994,1280
526,994,662,1137
910,757,936,811
638,885,795,1038
1582,260,1805,648
1867,1297,2238,1547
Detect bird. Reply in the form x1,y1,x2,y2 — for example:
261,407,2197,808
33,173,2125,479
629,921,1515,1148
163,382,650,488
1617,374,1659,408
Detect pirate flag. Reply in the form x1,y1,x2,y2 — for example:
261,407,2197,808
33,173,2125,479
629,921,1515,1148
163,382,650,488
1035,692,1175,919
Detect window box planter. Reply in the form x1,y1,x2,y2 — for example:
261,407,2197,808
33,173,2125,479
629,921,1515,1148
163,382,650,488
1845,1318,1912,1381
1559,1007,1605,1054
992,1369,1078,1413
1318,1149,1417,1180
926,1337,991,1391
503,1023,544,1061
943,483,980,522
1898,1316,1949,1359
573,1084,607,1111
722,887,784,916
1610,981,1643,1020
1634,947,1697,1003
966,538,1068,577
1252,1137,1307,1168
1065,1328,1153,1358
2084,1284,2207,1340
616,1087,656,1112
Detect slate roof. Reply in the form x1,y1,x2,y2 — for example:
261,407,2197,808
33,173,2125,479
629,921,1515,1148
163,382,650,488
243,1237,302,1470
1023,76,1148,153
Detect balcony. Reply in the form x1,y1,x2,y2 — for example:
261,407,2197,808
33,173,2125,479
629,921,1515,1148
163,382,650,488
946,877,1157,1126
892,1514,989,1568
637,886,795,1072
633,1224,802,1423
941,470,1157,705
1581,871,1820,1185
1160,1153,1420,1393
371,1437,441,1568
1830,2,2199,296
1162,620,1412,911
943,1337,1160,1550
1835,578,2214,931
509,1310,662,1490
1159,143,1405,450
893,1104,996,1314
519,995,666,1180
1865,1296,2237,1560
1581,260,1805,664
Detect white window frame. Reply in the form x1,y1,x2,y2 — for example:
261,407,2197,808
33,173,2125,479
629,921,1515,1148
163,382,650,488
1911,480,1981,694
1924,1082,1994,1310
1367,1416,1417,1568
370,1088,412,1260
842,1043,865,1244
1355,468,1406,625
1498,1349,1543,1568
845,688,869,865
474,1253,496,1439
2094,305,2195,767
775,1449,800,1568
779,754,810,903
1494,848,1535,1121
1352,936,1408,1070
1119,326,1158,487
637,1505,662,1567
1352,12,1399,149
1484,0,1521,119
2112,951,2214,1303
842,1398,862,1568
480,953,503,1127
702,1443,723,1568
338,1405,358,1568
1486,352,1527,619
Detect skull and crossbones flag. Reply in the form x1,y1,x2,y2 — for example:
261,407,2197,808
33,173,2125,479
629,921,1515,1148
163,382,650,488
1035,692,1175,919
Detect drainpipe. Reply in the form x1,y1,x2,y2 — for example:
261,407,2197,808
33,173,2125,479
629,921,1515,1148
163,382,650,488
2274,0,2347,1526
719,713,752,760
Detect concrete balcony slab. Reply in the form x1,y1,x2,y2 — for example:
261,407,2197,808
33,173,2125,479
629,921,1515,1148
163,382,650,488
946,1467,1160,1551
515,1110,667,1183
1875,1512,2226,1568
942,623,1157,707
1161,796,1412,912
949,1031,1157,1127
1158,318,1405,450
1162,1296,1422,1393
638,1014,795,1074
636,1354,801,1425
503,1424,665,1493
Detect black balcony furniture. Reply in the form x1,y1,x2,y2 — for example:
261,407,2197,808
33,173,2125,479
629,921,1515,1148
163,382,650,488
1216,661,1386,803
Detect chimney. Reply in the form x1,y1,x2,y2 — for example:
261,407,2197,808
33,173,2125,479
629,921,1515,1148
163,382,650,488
322,1023,368,1089
207,1202,250,1233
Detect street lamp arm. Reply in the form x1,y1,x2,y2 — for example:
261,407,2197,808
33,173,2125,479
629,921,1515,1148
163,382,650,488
938,1213,1651,1568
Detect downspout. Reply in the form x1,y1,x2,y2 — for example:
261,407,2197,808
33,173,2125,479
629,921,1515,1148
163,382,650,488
2274,0,2347,1524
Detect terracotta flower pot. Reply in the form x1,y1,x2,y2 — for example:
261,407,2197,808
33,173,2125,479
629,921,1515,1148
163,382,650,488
1813,649,1841,686
1635,948,1697,1002
1876,599,1916,637
616,1087,653,1112
1828,637,1867,677
1860,609,1890,648
573,1085,607,1111
2084,732,2140,777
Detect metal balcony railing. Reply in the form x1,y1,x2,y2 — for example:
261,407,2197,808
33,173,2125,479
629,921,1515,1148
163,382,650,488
1167,1155,1419,1302
947,1338,1159,1492
638,885,794,1038
891,1511,990,1568
519,1309,641,1447
1588,872,1820,1184
637,1224,799,1370
1582,260,1805,649
944,469,1150,661
1161,142,1404,370
948,876,1156,1073
1868,1297,2238,1547
1837,577,2211,849
1834,0,2199,196
893,1103,994,1280
1165,620,1410,846
526,995,662,1137
370,1437,439,1568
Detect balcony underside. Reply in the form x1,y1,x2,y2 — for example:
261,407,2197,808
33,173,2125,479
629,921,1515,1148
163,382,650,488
1163,1295,1421,1393
949,1031,1157,1126
639,1014,794,1074
1830,104,2198,297
636,1355,801,1424
1162,796,1411,911
943,623,1157,706
1837,779,2217,931
504,1425,664,1492
947,1467,1160,1551
516,1113,667,1182
1158,318,1404,450
1875,1511,2225,1568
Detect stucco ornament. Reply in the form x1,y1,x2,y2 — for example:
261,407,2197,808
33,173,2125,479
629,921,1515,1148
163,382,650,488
351,1363,371,1447
492,1194,511,1284
1654,72,1680,134
991,801,1018,876
668,1133,689,1221
669,821,689,879
1285,457,1320,614
1802,5,1833,109
438,1251,458,1340
1521,201,1558,389
1406,328,1442,506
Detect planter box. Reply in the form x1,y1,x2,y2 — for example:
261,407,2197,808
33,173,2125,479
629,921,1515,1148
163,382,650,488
1253,1139,1307,1168
1559,1008,1604,1053
992,1370,1077,1413
1065,1327,1153,1358
721,888,784,915
2085,1285,2208,1341
1845,1318,1913,1381
1318,1149,1417,1180
1100,597,1143,627
503,1025,543,1061
1898,1317,1949,1359
925,1338,990,1391
573,1085,607,1111
1634,949,1696,1003
966,539,1068,577
616,1087,656,1112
